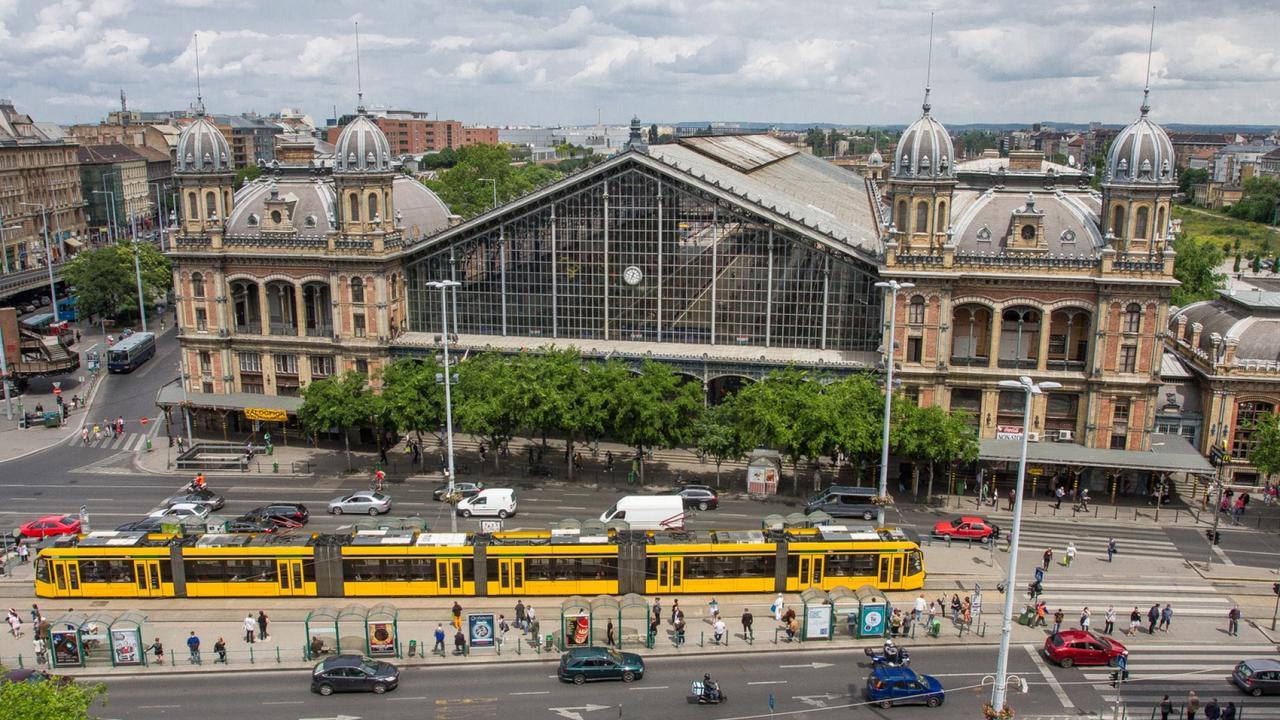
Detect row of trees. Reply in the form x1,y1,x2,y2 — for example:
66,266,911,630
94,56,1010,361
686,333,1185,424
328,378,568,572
61,242,172,326
423,144,563,219
297,350,979,494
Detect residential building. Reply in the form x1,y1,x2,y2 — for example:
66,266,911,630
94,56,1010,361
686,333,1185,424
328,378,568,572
325,110,498,155
77,144,152,239
215,115,282,169
1259,147,1280,179
1168,132,1230,169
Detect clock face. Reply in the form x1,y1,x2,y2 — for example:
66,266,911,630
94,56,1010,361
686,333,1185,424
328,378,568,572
623,265,643,286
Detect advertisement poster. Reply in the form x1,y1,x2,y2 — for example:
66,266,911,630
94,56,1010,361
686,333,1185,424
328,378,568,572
51,631,81,666
859,604,887,637
996,425,1024,440
804,605,832,640
468,613,495,649
111,628,142,665
367,622,395,656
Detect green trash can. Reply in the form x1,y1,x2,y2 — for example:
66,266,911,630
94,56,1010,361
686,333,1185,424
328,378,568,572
1017,608,1033,626
928,619,941,637
42,411,61,428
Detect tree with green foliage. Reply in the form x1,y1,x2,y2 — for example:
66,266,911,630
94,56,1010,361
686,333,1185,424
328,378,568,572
611,360,704,484
455,353,524,472
0,677,106,720
692,402,750,487
1228,176,1280,224
424,144,562,218
62,242,171,327
379,358,445,457
234,164,262,190
1178,167,1209,196
891,403,979,498
1171,235,1226,306
420,147,460,170
732,368,833,494
1246,413,1280,484
1233,254,1242,273
825,374,887,483
1253,255,1263,274
298,371,380,470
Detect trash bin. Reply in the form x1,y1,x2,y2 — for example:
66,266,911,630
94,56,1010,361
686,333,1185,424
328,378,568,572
43,411,61,428
1017,608,1033,626
928,619,941,637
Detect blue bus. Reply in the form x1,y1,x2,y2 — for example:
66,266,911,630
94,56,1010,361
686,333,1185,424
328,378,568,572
56,297,78,322
106,332,156,373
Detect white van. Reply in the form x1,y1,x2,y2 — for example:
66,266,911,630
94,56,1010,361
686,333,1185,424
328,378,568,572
456,488,517,518
599,495,685,531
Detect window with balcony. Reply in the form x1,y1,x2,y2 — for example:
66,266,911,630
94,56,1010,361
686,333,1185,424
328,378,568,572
199,351,212,374
1047,308,1090,371
195,308,208,332
906,337,922,363
950,305,991,366
998,307,1041,370
1110,398,1130,450
231,280,261,334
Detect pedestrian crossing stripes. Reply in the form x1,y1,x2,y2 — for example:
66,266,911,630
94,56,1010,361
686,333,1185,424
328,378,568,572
72,431,148,452
995,514,1182,562
1088,644,1279,711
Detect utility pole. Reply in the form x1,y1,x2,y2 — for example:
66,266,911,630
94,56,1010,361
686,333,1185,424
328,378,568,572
20,202,59,322
874,280,912,527
129,213,147,332
428,279,461,532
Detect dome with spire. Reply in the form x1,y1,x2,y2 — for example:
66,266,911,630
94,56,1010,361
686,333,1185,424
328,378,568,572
1106,90,1175,186
891,93,954,180
334,109,392,174
175,105,231,174
867,145,884,167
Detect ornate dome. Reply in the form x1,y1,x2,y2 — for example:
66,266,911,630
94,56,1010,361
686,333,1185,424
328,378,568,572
334,109,392,174
1106,91,1175,186
175,109,231,174
867,147,884,167
892,94,954,180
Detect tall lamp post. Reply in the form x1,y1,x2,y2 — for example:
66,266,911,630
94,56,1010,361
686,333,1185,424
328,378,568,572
428,279,462,532
991,376,1061,715
478,178,498,212
101,173,119,243
874,279,913,527
19,202,60,323
128,212,148,333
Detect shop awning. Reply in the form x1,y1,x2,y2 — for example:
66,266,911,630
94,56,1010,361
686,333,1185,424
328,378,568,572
63,237,83,249
979,433,1213,475
155,380,303,415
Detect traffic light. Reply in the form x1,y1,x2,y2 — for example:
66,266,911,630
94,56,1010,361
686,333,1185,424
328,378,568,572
1210,445,1226,467
1109,670,1130,688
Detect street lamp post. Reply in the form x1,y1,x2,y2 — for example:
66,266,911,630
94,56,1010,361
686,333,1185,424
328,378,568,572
128,213,148,333
873,280,913,527
101,173,119,243
990,375,1061,714
19,202,60,323
478,178,498,212
428,279,462,532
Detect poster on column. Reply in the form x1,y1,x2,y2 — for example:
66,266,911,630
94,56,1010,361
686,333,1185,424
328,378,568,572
468,614,495,648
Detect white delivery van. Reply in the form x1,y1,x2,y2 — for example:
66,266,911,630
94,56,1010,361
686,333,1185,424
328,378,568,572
599,495,685,531
456,488,517,518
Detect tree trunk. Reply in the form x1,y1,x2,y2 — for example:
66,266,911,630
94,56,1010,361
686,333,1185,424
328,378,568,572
911,462,920,498
714,460,722,488
492,435,501,472
343,430,352,470
792,458,801,495
565,435,576,482
636,445,645,485
926,461,936,501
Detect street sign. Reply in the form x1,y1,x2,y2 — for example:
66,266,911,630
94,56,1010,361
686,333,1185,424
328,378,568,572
480,520,503,534
1117,653,1127,670
1034,567,1044,583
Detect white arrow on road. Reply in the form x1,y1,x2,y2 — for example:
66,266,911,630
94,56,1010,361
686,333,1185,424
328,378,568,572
548,704,610,720
793,693,845,708
778,661,833,669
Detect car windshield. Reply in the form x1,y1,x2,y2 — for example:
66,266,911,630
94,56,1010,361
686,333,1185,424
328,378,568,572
605,649,624,663
1095,636,1112,650
948,518,964,528
59,516,75,524
1049,635,1064,647
360,659,381,674
1237,662,1254,678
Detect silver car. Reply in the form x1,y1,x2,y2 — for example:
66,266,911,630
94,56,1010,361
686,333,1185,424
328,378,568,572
327,492,392,516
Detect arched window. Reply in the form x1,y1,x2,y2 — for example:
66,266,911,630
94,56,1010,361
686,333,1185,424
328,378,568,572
895,200,907,231
205,191,217,218
1134,207,1149,239
1232,401,1277,460
908,295,925,324
191,272,205,299
915,201,929,233
936,201,947,233
1155,206,1166,240
350,277,365,304
187,191,197,219
999,306,1042,369
368,192,379,221
349,193,360,222
1111,205,1126,239
1123,303,1142,333
950,305,992,364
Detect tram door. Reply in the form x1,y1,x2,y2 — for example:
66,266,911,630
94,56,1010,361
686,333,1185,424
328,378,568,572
53,560,82,597
497,559,524,594
655,557,683,593
877,554,904,590
437,558,464,594
796,555,825,590
277,559,306,596
133,560,164,597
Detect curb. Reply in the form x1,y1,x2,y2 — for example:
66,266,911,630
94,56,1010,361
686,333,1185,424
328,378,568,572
0,370,108,465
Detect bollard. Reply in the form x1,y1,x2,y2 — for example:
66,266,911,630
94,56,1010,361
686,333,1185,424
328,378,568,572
699,631,704,648
1094,505,1099,518
250,645,255,665
16,654,23,669
773,627,781,645
171,650,176,666
273,461,279,474
1134,508,1139,521
1114,506,1119,520
145,437,152,452
276,647,281,663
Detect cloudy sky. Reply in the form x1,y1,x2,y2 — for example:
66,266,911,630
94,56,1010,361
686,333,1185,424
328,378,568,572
1,0,1277,128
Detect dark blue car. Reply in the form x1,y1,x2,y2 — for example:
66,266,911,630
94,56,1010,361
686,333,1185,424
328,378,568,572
865,666,945,709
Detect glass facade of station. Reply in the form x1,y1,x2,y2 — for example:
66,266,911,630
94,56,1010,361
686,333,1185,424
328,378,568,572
405,162,882,352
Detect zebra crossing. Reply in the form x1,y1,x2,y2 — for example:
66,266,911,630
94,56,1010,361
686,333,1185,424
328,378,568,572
71,430,150,452
1022,579,1234,620
972,512,1185,562
1089,643,1279,713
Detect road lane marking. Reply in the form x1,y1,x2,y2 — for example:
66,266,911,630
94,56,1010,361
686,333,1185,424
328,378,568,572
1025,643,1074,709
747,680,788,685
262,700,304,705
628,686,667,691
390,696,431,700
138,705,181,709
511,691,551,696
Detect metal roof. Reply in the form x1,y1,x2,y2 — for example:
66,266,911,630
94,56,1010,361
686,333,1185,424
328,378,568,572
1160,351,1194,379
979,433,1212,474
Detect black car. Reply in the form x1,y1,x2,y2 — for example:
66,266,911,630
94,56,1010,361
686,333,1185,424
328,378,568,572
225,517,277,534
240,503,309,528
115,518,168,533
674,485,719,511
432,481,484,502
311,655,400,695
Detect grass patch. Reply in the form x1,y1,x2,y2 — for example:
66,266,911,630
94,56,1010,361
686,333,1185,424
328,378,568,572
1174,205,1279,258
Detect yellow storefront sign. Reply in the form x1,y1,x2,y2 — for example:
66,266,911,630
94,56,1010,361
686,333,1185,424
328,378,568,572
244,407,288,422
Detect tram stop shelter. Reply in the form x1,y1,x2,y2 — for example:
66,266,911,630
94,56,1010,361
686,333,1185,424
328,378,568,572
329,603,401,657
108,611,148,667
828,586,860,638
304,606,341,657
589,595,619,646
799,588,834,641
618,593,649,649
560,596,592,649
851,584,891,638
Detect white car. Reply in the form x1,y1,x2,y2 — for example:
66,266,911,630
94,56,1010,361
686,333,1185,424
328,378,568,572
149,503,211,520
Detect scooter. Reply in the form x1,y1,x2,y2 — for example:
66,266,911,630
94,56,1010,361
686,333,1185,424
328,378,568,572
864,646,910,667
691,681,727,704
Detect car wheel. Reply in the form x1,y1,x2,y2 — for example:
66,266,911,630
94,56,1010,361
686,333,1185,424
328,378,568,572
317,684,334,696
621,671,636,683
331,507,342,515
372,683,387,694
498,510,509,519
369,508,379,516
1059,658,1073,668
926,697,941,708
461,510,472,518
879,700,892,709
698,501,709,511
573,674,586,685
1251,687,1263,697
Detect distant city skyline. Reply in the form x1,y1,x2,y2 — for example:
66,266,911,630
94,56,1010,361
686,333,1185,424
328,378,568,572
1,0,1277,128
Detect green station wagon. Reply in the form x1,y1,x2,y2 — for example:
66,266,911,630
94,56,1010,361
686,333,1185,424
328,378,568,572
557,647,645,684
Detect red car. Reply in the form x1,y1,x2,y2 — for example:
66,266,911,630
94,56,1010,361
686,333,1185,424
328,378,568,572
19,514,82,539
1043,630,1127,668
932,516,1001,541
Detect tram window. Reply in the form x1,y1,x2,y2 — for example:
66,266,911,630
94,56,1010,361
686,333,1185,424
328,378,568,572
644,557,658,579
826,553,877,577
739,556,776,578
786,556,799,576
711,556,737,578
158,560,173,583
343,559,435,582
684,556,710,578
527,558,554,582
35,558,50,583
79,560,134,583
908,551,923,576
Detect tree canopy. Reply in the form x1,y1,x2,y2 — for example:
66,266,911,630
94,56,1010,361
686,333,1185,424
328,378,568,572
298,371,381,468
1227,176,1280,224
0,678,105,720
1246,413,1280,482
1178,167,1209,196
62,242,171,325
1171,234,1226,306
424,144,562,218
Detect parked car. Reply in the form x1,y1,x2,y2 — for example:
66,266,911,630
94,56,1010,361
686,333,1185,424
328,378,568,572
311,655,400,696
148,503,211,520
1043,630,1127,668
557,647,645,684
805,485,879,520
18,514,82,539
1232,658,1280,696
327,492,392,516
164,488,225,511
115,518,168,533
673,485,719,511
240,503,309,527
931,516,1000,541
224,517,278,534
433,481,484,502
3,668,71,685
864,666,945,708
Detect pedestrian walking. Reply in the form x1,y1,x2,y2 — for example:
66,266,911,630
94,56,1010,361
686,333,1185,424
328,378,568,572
33,636,47,666
187,631,201,664
1227,606,1241,636
606,619,615,646
243,613,256,643
1127,607,1141,636
1160,604,1173,632
16,541,28,565
92,424,101,441
914,593,927,623
1148,603,1160,635
950,594,962,624
926,600,937,628
1204,699,1220,720
147,637,164,664
515,599,527,632
1052,609,1064,635
653,597,663,625
257,610,269,641
81,426,89,444
1186,690,1200,719
116,416,124,436
771,594,784,622
452,601,463,630
1222,701,1237,720
1107,537,1117,563
6,609,22,638
713,618,726,645
742,608,754,639
707,597,719,621
1159,695,1173,720
1065,542,1076,567
670,599,681,625
1104,606,1116,635
1007,487,1016,511
433,624,446,655
1042,548,1053,571
1054,485,1065,509
28,604,39,625
1080,607,1091,631
214,637,227,663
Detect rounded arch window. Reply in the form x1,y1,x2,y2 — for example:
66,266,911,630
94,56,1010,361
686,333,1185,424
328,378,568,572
1002,308,1040,324
304,215,317,228
1021,225,1036,240
350,276,365,304
908,295,926,324
1123,303,1142,333
247,213,259,227
190,272,206,299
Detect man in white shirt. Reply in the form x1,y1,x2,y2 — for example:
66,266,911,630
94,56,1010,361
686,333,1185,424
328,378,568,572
713,618,726,645
914,594,927,623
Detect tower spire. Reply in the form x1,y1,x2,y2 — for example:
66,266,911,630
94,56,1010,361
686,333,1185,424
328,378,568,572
355,21,365,113
1141,5,1156,116
922,12,935,115
193,32,205,116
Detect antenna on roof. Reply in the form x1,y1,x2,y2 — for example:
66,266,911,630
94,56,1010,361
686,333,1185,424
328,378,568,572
1141,5,1156,116
355,21,365,112
922,12,935,115
193,32,205,116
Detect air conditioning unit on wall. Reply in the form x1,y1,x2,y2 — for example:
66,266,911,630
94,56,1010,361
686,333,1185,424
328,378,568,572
1056,430,1076,442
1026,432,1041,442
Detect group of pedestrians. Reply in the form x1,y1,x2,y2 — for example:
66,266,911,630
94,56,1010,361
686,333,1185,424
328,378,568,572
1166,691,1238,720
241,611,270,643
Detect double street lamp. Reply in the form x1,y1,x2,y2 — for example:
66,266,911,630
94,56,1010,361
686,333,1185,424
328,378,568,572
427,279,462,532
874,279,913,527
18,202,60,323
990,375,1061,714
